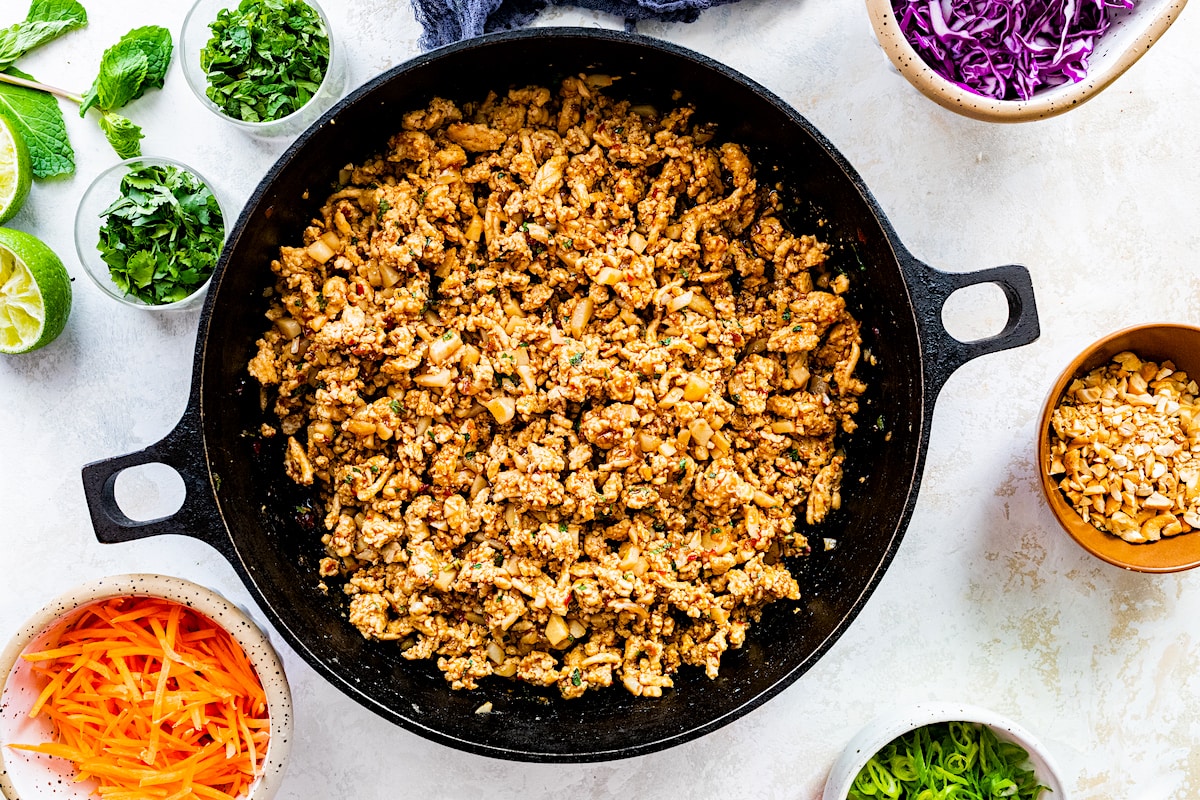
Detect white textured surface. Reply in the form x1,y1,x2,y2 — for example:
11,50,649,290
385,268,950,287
1,2,1198,798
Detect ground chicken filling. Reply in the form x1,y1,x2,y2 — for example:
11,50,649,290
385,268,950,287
248,76,866,699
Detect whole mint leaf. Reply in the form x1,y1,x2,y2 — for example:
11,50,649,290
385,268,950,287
114,26,173,98
80,41,148,115
0,0,87,70
0,68,73,177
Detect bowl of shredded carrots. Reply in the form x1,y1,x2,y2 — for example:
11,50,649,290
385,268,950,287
0,574,292,800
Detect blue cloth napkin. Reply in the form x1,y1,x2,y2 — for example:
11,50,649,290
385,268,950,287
413,0,739,50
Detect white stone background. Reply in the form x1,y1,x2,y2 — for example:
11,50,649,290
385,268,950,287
1,1,1199,798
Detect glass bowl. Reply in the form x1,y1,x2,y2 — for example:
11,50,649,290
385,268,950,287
0,574,293,800
74,156,229,312
180,0,346,137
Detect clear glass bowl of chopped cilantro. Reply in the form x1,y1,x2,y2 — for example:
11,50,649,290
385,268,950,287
180,0,345,136
74,157,228,311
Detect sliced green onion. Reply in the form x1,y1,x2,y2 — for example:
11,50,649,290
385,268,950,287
848,722,1050,800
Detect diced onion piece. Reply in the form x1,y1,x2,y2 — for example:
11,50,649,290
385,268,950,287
306,239,336,264
494,662,518,677
275,317,302,339
427,331,462,364
486,642,506,664
595,266,622,286
460,344,480,368
486,397,516,424
465,216,484,242
753,490,780,508
711,430,731,453
658,441,678,457
771,420,796,434
683,374,710,402
570,298,594,338
433,567,456,592
415,368,452,388
637,432,661,453
320,231,342,251
545,614,570,647
628,230,647,254
618,544,641,571
688,293,715,317
436,248,458,279
689,418,714,448
379,262,402,288
567,619,587,639
668,290,694,313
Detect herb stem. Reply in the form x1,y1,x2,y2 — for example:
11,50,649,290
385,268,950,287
0,71,82,105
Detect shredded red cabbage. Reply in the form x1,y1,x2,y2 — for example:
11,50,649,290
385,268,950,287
892,0,1136,101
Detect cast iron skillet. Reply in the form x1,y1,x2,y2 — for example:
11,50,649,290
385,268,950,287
82,29,1039,762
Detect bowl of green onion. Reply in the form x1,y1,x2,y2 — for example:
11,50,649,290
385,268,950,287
74,156,228,311
180,0,346,137
822,702,1068,800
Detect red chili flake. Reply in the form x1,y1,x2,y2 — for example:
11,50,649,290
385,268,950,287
251,440,263,455
687,553,698,562
355,283,365,296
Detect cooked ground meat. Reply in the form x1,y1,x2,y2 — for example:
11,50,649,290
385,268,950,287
248,75,866,699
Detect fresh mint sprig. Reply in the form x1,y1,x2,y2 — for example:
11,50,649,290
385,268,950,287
0,1,173,175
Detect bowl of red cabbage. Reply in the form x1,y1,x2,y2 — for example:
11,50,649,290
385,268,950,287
866,0,1187,121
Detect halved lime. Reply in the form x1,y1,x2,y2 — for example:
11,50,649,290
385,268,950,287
0,227,71,354
0,113,32,224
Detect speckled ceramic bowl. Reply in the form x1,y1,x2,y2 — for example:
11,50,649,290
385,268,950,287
0,574,292,799
866,0,1188,122
822,702,1069,799
1038,323,1200,573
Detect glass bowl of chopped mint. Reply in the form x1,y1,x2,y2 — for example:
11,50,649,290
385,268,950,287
180,0,346,137
74,157,228,311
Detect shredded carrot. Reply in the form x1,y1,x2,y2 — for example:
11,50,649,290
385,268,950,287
9,596,270,800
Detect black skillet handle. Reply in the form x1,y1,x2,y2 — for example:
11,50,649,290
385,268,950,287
81,411,237,564
905,255,1041,401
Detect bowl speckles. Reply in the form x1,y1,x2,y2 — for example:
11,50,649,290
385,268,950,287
0,574,293,800
865,0,1188,122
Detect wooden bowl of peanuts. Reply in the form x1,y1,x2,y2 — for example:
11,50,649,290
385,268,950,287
1038,323,1200,572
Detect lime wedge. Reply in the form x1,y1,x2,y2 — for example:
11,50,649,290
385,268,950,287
0,113,32,224
0,227,71,354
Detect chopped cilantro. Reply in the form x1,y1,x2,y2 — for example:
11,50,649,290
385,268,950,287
442,332,453,341
378,199,391,217
788,447,801,462
464,451,476,460
559,523,568,533
389,399,403,414
792,325,802,332
98,164,224,305
569,352,583,366
571,667,582,686
660,337,673,346
782,310,792,321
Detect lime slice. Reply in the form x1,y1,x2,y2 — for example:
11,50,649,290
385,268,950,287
0,227,71,354
0,112,32,224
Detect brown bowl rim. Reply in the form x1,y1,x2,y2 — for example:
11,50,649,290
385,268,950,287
1037,323,1200,573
